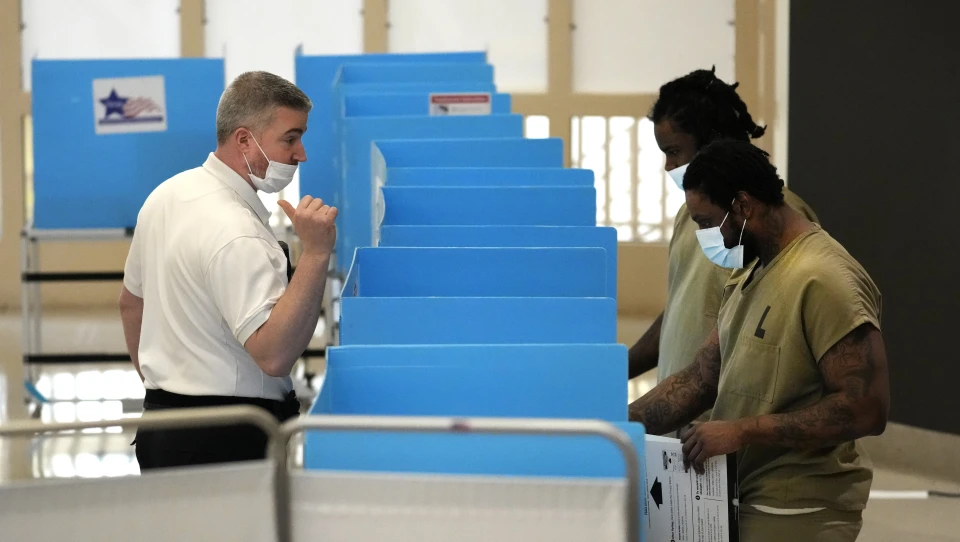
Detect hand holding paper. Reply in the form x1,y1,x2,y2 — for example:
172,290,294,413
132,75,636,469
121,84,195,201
680,421,744,474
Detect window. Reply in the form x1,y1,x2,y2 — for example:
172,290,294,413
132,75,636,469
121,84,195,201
571,116,685,243
32,367,144,478
523,115,550,139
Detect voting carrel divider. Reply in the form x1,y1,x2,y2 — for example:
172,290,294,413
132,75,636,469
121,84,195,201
338,115,524,266
294,49,487,206
344,91,511,117
379,225,618,298
300,56,641,517
339,297,617,345
384,166,594,187
333,82,499,200
306,343,631,478
380,186,597,227
328,59,509,260
31,58,224,229
367,138,568,262
375,137,564,168
341,247,607,298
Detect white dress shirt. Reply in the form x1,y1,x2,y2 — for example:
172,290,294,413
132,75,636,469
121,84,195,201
123,153,292,400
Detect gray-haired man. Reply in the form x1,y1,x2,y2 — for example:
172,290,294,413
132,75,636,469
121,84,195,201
120,71,338,469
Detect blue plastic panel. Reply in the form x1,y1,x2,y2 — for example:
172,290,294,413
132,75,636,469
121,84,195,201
379,226,618,298
336,62,493,85
338,115,523,260
374,138,564,168
316,344,626,420
31,58,224,229
380,186,596,226
344,92,511,117
384,167,593,187
329,82,498,213
295,51,487,208
303,343,633,477
339,297,616,345
349,247,607,298
304,422,645,479
336,82,497,106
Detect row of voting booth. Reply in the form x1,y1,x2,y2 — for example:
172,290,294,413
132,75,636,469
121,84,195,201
20,50,652,541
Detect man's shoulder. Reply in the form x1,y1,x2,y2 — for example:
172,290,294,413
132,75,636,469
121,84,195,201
782,186,820,223
784,229,878,292
148,167,269,245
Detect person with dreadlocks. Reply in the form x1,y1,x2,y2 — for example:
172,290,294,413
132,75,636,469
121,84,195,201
628,67,818,390
629,139,889,541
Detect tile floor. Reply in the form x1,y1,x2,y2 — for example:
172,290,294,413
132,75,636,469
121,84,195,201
0,310,957,540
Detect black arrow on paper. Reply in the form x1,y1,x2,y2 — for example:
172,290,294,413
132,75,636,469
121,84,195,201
650,477,664,509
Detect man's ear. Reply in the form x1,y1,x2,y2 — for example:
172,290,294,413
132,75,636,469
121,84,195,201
732,190,754,220
235,128,250,150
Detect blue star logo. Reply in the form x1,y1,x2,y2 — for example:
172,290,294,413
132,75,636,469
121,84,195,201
100,89,128,118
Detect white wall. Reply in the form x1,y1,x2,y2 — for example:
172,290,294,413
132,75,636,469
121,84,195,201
572,0,735,93
388,0,548,92
21,0,180,91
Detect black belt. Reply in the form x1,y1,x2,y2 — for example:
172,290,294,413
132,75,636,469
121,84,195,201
144,388,300,422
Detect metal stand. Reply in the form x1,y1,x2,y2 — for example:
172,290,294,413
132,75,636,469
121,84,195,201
279,415,641,542
19,224,133,417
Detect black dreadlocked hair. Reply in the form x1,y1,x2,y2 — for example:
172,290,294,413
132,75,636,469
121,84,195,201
649,66,765,147
684,139,785,211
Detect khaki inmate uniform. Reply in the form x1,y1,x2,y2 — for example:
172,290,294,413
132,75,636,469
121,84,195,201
657,188,819,386
713,225,882,541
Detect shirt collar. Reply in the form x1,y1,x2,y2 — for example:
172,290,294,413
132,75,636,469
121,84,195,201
203,152,271,225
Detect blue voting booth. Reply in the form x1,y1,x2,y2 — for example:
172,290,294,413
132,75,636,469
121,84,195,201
297,53,647,505
379,225,619,299
31,58,224,229
294,49,488,207
379,186,597,227
383,166,593,187
343,247,607,298
344,91,512,117
338,115,524,268
339,297,617,345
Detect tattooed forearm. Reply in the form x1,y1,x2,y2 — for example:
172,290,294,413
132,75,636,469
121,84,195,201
628,329,722,435
740,324,889,449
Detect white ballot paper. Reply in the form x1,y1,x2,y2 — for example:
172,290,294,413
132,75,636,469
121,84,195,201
642,435,739,542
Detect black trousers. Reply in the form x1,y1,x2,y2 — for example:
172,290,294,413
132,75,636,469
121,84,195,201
135,388,300,471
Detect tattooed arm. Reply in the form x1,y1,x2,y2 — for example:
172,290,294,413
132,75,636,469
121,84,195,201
628,326,722,435
739,323,889,448
679,323,889,473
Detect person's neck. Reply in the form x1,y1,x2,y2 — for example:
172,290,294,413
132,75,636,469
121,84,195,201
214,147,258,193
755,205,810,266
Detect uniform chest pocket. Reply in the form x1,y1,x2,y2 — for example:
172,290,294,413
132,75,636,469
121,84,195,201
726,337,781,404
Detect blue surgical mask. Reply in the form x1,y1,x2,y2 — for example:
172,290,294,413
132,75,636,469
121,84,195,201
695,206,746,269
668,162,689,190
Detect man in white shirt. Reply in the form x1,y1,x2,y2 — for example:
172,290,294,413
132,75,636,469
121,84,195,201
118,71,337,469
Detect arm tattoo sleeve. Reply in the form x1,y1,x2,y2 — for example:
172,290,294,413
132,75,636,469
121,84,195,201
627,328,722,435
745,324,888,449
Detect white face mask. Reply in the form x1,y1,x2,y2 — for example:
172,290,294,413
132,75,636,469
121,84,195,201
667,162,689,190
695,205,746,269
242,133,298,193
